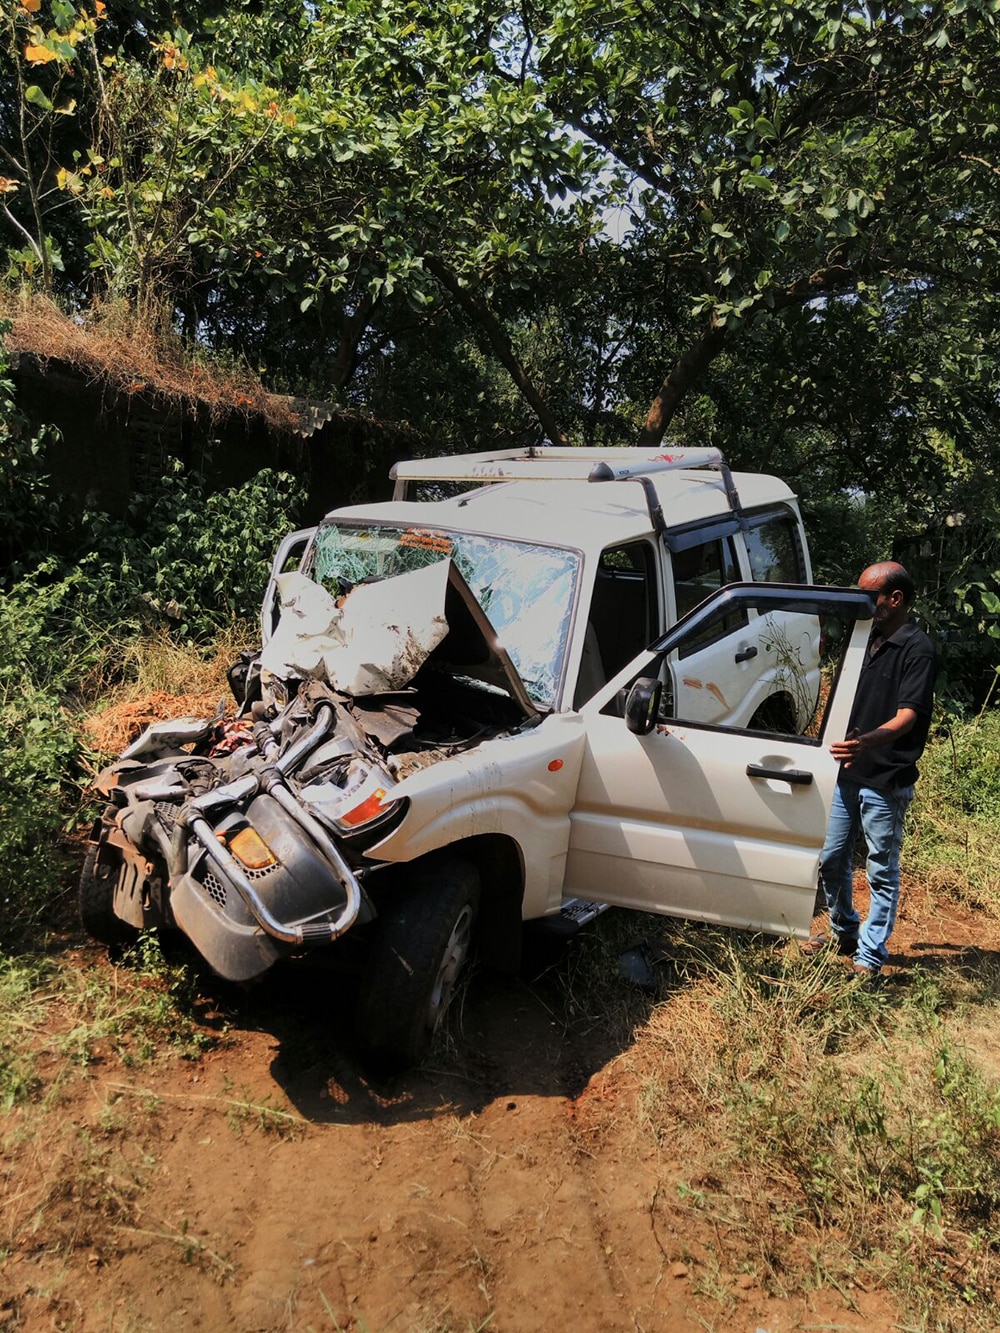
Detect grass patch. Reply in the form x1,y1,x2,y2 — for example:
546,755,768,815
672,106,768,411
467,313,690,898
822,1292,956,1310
618,923,1000,1331
0,934,218,1113
0,954,53,1109
909,707,1000,916
80,622,253,706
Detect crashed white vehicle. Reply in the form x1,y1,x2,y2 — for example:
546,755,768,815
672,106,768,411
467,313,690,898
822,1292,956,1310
82,447,875,1069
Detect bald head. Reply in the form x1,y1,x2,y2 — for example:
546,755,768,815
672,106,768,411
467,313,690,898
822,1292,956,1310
859,562,915,607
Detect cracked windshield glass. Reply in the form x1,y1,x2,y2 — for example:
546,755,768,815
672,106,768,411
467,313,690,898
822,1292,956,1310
312,523,579,709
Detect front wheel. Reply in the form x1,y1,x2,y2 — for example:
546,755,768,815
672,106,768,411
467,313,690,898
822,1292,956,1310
79,842,140,949
355,857,480,1072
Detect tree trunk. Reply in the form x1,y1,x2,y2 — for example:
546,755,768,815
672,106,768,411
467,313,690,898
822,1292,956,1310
638,317,729,446
331,293,379,391
424,257,570,447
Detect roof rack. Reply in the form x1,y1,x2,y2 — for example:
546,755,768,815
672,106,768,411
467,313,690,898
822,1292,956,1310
389,445,746,536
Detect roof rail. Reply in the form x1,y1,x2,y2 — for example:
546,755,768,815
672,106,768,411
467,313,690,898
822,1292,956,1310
390,445,746,535
587,449,746,538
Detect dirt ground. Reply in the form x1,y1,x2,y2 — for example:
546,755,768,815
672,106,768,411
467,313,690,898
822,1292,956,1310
2,874,998,1333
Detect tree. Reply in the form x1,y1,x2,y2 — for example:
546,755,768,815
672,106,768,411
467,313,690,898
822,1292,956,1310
0,0,103,289
519,0,1000,439
61,0,600,429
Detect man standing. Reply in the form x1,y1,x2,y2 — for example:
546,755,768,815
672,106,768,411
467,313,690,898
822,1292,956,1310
810,561,938,977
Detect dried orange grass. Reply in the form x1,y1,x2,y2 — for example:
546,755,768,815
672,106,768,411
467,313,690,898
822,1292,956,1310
2,291,298,432
81,691,225,756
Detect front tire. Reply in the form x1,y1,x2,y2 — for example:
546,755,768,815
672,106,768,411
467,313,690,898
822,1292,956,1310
356,856,480,1072
79,843,140,949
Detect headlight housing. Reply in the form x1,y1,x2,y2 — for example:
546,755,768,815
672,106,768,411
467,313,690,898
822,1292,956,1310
299,761,405,846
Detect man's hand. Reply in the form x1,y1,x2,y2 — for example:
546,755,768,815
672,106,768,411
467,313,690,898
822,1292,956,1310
830,709,919,766
830,727,864,766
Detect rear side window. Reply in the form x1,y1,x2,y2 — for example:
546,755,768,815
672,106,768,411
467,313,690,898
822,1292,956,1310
672,535,741,619
745,511,806,583
671,536,748,657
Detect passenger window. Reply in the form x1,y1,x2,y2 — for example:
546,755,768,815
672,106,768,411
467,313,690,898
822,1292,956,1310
745,512,806,583
671,536,747,658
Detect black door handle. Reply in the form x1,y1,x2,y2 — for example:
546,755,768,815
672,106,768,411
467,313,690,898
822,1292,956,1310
735,645,758,663
746,763,813,786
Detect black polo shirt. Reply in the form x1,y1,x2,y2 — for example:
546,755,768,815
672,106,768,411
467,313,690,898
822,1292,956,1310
843,620,937,791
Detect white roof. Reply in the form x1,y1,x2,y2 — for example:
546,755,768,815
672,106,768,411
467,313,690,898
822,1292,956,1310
325,467,798,558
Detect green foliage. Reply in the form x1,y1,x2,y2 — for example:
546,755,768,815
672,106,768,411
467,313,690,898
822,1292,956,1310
0,934,214,1112
0,953,50,1108
57,931,217,1066
0,452,304,935
925,709,1000,826
0,321,73,575
0,320,305,936
87,460,307,638
0,569,98,944
909,708,1000,913
632,924,1000,1325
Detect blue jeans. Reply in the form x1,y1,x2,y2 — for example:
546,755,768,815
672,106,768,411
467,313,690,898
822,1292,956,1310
818,778,914,972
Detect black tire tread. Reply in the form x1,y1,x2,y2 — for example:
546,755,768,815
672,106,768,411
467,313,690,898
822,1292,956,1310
79,842,140,948
356,856,479,1072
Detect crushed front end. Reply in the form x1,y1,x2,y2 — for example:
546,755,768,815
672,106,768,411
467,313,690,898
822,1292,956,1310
88,685,409,980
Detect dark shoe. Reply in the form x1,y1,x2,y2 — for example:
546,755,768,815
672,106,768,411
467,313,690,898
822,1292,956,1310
800,933,857,958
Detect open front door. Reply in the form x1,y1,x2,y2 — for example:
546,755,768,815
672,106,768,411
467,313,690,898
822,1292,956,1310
565,585,874,939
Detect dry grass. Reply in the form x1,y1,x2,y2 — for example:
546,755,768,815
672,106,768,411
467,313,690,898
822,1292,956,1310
598,924,1000,1330
2,290,299,432
77,626,251,756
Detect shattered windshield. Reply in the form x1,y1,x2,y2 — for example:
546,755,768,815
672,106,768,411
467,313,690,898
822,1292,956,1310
312,523,580,709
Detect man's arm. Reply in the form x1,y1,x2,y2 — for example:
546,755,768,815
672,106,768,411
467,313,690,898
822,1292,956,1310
830,707,919,767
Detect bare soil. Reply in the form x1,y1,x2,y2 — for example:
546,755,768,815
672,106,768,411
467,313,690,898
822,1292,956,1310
2,874,997,1333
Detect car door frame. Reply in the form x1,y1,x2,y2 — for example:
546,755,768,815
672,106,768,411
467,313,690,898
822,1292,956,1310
261,527,317,644
565,583,875,939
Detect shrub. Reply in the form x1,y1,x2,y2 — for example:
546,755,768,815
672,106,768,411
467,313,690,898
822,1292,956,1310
908,707,1000,915
0,568,98,943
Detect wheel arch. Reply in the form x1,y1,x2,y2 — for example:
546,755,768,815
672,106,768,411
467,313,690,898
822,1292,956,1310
464,833,525,973
385,834,524,974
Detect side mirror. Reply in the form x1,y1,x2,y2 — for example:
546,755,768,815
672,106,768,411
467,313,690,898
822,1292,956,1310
625,677,662,735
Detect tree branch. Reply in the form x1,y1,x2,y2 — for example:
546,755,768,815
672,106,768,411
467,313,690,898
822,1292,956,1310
639,264,860,445
423,256,570,446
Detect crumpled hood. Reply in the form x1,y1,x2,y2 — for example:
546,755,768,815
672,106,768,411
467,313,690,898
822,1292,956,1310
260,558,540,720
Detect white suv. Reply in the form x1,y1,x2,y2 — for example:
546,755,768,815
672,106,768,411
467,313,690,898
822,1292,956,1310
84,447,874,1069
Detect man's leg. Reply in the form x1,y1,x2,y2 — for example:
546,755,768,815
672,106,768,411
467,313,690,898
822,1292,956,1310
818,779,862,948
855,784,914,973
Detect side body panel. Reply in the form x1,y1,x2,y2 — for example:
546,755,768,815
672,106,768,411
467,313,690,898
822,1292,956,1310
565,590,871,938
366,712,587,920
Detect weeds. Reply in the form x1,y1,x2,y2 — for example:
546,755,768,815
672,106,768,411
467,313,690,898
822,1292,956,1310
909,707,1000,916
220,1081,303,1138
0,932,214,1115
0,954,52,1109
624,923,1000,1330
52,933,217,1068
